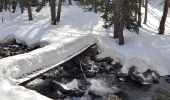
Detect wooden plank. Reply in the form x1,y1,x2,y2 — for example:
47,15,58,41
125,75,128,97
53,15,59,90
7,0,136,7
17,43,96,86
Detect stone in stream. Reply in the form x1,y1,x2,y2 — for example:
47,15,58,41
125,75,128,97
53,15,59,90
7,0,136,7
116,72,128,82
63,63,74,71
128,66,147,84
85,71,96,78
88,90,102,100
96,57,113,64
128,66,160,85
50,79,85,97
143,69,160,84
78,79,91,91
0,38,40,58
111,62,123,71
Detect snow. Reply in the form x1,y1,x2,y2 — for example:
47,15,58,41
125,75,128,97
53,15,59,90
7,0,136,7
0,0,169,99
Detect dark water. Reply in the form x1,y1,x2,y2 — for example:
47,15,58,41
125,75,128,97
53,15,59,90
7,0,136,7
25,72,170,100
24,45,170,100
104,75,170,100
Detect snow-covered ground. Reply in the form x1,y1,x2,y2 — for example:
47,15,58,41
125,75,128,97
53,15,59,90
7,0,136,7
0,0,170,99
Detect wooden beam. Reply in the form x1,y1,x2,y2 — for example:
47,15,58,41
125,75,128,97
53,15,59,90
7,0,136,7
17,43,96,86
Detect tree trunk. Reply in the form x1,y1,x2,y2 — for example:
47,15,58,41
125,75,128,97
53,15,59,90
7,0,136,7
56,0,62,22
0,0,3,12
50,0,56,25
113,1,119,38
68,0,72,5
138,0,142,27
158,0,169,35
27,0,33,20
4,0,7,11
118,0,124,45
118,16,124,45
94,0,98,13
143,0,148,24
12,0,17,13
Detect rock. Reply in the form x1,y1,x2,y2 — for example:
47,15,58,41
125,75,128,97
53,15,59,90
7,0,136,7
111,62,122,71
63,63,74,71
97,57,113,63
85,71,96,78
81,94,93,100
66,79,79,90
143,69,160,84
128,67,160,85
104,65,111,72
128,66,147,84
0,38,39,58
78,79,91,91
69,89,85,97
106,94,122,100
98,67,105,73
114,91,129,100
103,57,113,64
116,72,128,82
151,71,160,84
50,80,73,94
88,91,102,100
100,62,108,68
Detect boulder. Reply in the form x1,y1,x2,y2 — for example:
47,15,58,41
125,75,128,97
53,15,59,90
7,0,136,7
128,67,160,85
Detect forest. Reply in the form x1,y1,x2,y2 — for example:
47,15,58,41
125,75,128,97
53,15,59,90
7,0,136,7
0,0,170,100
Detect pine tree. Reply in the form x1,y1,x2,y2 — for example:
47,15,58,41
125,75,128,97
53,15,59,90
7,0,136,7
56,0,62,22
158,0,169,35
26,0,33,20
143,0,148,24
50,0,57,25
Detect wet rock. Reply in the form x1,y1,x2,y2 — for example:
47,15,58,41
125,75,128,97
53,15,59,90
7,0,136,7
128,66,147,84
98,67,105,73
0,38,40,58
85,71,96,78
100,62,108,68
116,72,128,82
81,94,93,100
106,94,122,100
88,91,102,100
128,67,160,85
111,62,122,71
78,79,91,91
68,89,85,97
63,63,74,71
143,69,160,84
66,79,79,90
114,91,129,100
96,57,113,64
105,65,113,72
50,80,73,94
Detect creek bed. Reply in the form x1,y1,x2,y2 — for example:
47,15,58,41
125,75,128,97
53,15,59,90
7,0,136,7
23,45,170,100
0,39,40,59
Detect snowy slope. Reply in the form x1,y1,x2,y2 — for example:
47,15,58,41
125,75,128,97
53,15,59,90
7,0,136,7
97,0,170,75
0,0,170,99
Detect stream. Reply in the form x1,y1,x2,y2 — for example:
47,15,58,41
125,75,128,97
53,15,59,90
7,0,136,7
24,45,170,100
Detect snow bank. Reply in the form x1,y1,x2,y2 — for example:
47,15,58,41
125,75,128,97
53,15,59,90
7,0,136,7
97,33,170,75
0,35,96,80
0,80,50,100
